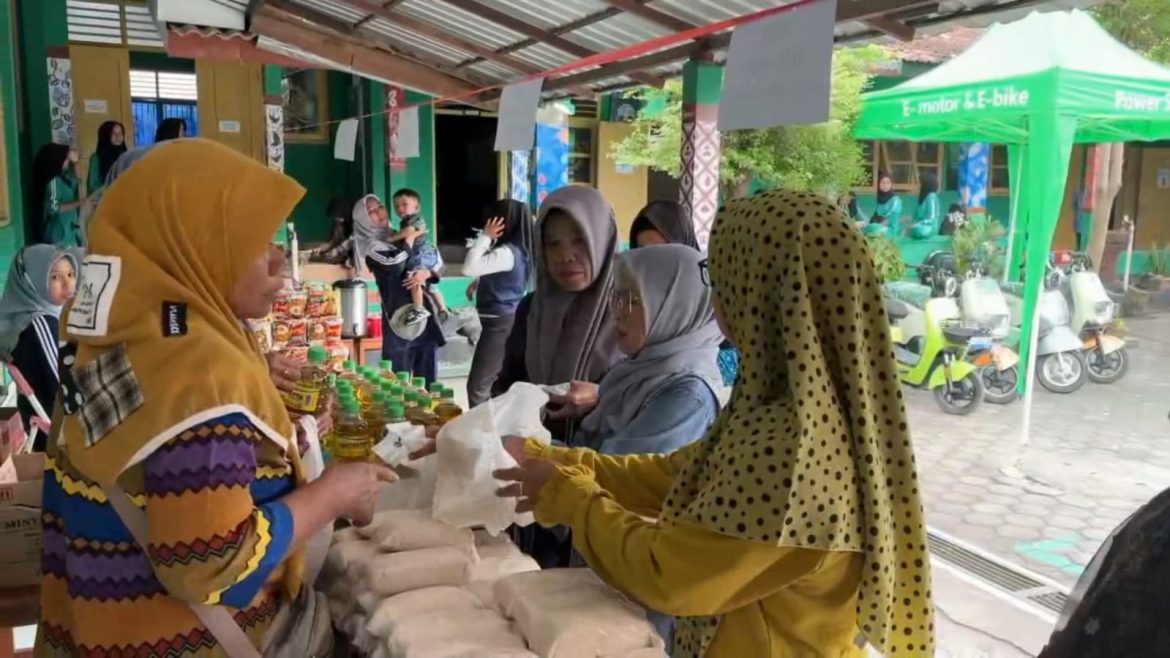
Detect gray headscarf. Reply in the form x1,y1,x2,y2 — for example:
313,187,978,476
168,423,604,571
352,194,391,273
630,200,699,250
81,145,158,245
526,186,622,385
579,244,722,439
0,245,78,356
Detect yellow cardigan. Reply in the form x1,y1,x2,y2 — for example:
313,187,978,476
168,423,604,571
529,441,866,658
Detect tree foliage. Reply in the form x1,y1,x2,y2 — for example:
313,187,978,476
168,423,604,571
610,45,887,198
1093,0,1170,63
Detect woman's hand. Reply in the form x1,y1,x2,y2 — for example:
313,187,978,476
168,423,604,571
465,278,479,301
483,216,507,241
318,461,398,526
403,269,430,291
494,459,558,513
266,352,301,392
545,381,600,420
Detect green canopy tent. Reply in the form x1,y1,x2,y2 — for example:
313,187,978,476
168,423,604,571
856,8,1170,453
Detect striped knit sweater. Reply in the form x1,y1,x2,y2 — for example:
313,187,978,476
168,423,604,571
36,412,297,658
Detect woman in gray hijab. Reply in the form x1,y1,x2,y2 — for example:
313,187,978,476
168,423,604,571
575,244,722,454
628,200,699,250
79,144,157,245
495,186,624,406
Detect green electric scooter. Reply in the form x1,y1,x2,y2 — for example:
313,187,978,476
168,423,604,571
886,296,985,415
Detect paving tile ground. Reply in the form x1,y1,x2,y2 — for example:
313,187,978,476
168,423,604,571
905,314,1170,588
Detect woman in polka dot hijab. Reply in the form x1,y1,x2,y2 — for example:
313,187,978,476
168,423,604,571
498,189,935,657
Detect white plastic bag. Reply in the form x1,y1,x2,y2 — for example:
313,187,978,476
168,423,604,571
297,415,332,586
432,382,551,535
372,422,430,467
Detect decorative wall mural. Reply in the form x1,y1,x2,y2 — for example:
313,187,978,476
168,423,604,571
47,57,76,145
265,104,285,172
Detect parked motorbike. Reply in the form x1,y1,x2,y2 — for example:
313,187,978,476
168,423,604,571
1060,252,1128,384
887,296,984,415
1002,261,1088,394
959,266,1020,404
917,250,960,298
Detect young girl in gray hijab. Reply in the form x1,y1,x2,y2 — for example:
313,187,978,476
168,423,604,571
0,245,79,448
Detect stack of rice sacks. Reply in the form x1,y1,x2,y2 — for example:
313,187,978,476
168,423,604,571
322,509,542,658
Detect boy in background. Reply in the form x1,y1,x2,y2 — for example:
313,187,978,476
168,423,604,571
392,188,450,325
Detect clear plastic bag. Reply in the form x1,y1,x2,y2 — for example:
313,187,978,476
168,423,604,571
431,383,552,535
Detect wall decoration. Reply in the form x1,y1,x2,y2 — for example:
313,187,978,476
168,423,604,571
510,151,530,204
47,57,75,146
282,69,328,141
386,84,408,171
533,123,569,206
264,103,285,172
680,104,720,249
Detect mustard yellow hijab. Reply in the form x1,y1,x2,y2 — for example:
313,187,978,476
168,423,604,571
660,190,934,656
59,139,304,486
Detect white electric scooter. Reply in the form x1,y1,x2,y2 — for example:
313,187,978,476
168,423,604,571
959,265,1019,404
1002,260,1088,394
1064,252,1128,384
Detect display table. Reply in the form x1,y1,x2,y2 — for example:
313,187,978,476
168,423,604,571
0,586,38,658
349,335,383,366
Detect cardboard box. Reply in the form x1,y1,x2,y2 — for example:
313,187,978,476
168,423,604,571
0,407,28,462
0,453,44,589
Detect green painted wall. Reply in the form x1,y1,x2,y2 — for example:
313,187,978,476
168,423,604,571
387,90,437,237
17,0,67,155
284,71,363,243
0,0,25,284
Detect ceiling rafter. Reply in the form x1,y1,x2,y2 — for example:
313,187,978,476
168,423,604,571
266,0,491,87
352,0,405,31
864,16,916,40
438,0,666,88
335,0,544,77
252,5,490,102
601,0,695,32
516,0,941,97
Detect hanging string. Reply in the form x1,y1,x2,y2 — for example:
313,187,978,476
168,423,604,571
282,0,826,132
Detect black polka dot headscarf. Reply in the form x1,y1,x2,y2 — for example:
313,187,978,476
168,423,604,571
660,189,935,656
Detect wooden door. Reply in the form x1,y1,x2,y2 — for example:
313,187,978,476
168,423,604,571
196,59,266,162
69,45,134,187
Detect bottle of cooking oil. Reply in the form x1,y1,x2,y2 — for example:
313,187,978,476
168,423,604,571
385,400,407,425
282,345,330,414
364,391,388,443
333,398,371,462
406,396,439,427
412,377,428,397
389,384,405,403
379,359,396,381
434,386,463,426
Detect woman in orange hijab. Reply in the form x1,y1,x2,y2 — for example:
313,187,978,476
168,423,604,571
37,140,394,658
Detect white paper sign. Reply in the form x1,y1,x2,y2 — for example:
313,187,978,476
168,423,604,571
1158,168,1170,189
83,99,108,114
396,107,420,158
718,0,837,131
67,255,122,338
494,78,545,152
334,118,360,162
218,120,241,133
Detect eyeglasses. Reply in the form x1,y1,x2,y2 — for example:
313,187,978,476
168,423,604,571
699,258,713,287
609,289,642,320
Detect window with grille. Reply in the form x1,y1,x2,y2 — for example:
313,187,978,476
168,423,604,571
990,144,1011,191
870,140,944,191
130,69,199,146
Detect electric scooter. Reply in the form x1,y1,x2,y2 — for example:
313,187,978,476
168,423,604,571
1061,252,1128,384
1001,260,1088,394
959,264,1020,404
886,296,984,415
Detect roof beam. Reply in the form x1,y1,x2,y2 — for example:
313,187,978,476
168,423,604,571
601,0,694,32
454,6,626,67
864,16,916,41
537,0,939,95
336,0,544,76
251,7,485,101
439,0,666,88
352,0,405,31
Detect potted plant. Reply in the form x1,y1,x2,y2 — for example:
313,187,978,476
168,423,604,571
1137,243,1170,292
866,233,907,283
953,217,1007,279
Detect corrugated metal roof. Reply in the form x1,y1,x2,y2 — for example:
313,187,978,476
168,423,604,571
245,0,1100,97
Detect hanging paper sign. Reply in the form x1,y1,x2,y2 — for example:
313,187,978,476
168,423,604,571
386,84,408,171
397,107,419,159
83,99,108,114
218,120,241,134
495,78,545,152
334,118,359,162
719,0,836,131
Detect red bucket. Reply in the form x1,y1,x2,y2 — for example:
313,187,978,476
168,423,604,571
366,314,383,338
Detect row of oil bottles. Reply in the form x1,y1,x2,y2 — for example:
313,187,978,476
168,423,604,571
283,345,462,462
